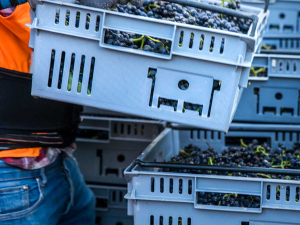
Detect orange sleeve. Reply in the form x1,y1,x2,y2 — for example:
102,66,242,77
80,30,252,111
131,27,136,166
0,148,42,158
0,3,32,73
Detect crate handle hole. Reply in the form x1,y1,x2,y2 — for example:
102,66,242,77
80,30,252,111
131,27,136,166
178,80,189,90
117,154,125,162
275,92,283,100
105,168,118,177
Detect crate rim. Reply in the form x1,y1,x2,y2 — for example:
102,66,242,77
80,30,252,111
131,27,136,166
125,126,300,183
80,115,166,125
168,122,300,131
32,0,267,47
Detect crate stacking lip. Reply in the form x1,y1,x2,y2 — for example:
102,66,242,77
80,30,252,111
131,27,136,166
73,116,164,185
125,126,300,225
241,0,300,37
88,184,133,225
29,0,268,132
233,54,300,124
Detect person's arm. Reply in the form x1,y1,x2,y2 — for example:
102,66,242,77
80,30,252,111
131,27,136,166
0,0,27,10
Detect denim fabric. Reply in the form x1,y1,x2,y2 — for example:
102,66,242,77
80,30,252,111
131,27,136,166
0,153,95,224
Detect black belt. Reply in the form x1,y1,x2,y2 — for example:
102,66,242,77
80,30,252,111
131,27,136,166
0,67,82,150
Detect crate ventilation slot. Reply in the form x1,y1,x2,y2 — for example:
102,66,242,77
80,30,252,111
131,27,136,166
150,215,192,225
47,49,95,95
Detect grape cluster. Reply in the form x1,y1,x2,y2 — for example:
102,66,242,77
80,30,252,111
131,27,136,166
168,140,300,180
111,0,252,34
104,29,171,55
197,192,261,208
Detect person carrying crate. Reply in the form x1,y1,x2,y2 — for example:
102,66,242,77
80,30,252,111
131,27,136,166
0,2,96,224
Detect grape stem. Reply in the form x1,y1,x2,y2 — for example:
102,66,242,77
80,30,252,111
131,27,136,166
240,139,248,147
261,44,272,50
131,35,145,42
257,173,271,179
179,149,191,157
250,67,266,77
146,36,165,47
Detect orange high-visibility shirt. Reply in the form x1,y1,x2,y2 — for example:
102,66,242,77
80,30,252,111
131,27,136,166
0,3,32,73
0,4,42,158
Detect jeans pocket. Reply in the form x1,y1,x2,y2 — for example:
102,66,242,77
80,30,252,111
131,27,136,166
0,178,44,221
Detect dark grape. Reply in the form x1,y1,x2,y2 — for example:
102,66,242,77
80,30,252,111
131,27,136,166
105,0,253,34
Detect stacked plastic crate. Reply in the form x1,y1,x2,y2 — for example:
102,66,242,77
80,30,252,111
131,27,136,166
236,0,300,124
73,109,164,225
27,0,273,224
124,1,300,225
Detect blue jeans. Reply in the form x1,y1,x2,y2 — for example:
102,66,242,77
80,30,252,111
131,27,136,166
0,153,95,224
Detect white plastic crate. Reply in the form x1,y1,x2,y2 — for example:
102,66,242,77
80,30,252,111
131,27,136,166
29,0,268,132
242,0,300,38
125,125,300,225
233,54,300,124
89,185,133,225
74,116,164,185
